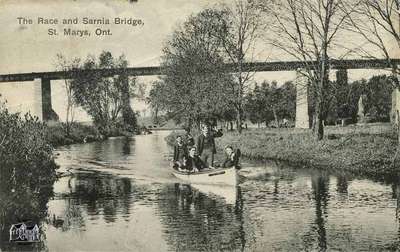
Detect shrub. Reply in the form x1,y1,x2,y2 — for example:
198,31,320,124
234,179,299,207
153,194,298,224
47,122,102,146
0,104,58,227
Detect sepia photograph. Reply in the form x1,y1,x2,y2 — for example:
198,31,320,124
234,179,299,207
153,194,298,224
0,0,400,251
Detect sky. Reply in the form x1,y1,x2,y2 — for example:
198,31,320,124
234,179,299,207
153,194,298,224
0,0,396,121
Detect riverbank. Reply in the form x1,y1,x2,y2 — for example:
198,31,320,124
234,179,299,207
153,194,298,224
47,122,136,147
166,123,400,179
0,107,58,228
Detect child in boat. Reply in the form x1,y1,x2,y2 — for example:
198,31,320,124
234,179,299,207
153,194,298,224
173,136,187,169
182,146,207,172
222,146,241,168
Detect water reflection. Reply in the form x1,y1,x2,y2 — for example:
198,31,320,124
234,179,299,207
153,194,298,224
49,164,251,251
394,183,400,250
0,169,55,251
336,174,349,194
3,132,400,251
51,171,134,229
122,137,133,155
311,171,329,250
156,183,247,251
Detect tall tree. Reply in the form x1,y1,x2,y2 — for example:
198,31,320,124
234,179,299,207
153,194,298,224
335,69,351,122
261,0,360,140
147,80,165,124
266,81,282,127
70,51,137,134
346,0,400,159
245,84,267,126
364,75,393,121
244,80,297,127
218,0,263,133
347,0,399,80
54,54,80,136
279,81,297,121
149,9,234,129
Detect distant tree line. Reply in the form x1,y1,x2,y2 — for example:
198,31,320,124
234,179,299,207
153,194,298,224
244,81,296,127
323,75,393,124
243,74,393,128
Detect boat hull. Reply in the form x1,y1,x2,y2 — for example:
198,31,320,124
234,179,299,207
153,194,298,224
172,167,238,186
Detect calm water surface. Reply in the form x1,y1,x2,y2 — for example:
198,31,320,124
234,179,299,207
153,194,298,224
5,131,400,251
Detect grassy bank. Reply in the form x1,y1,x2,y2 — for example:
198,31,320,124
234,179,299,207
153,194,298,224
166,123,400,179
46,122,135,147
46,123,102,147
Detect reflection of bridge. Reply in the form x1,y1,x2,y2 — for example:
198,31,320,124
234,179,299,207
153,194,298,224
0,58,399,127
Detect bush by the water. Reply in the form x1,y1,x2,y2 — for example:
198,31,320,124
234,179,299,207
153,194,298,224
0,105,58,227
47,122,102,146
47,120,138,147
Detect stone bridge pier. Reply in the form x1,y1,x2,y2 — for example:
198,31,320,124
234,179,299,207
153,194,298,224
295,70,309,128
33,78,56,121
294,69,349,129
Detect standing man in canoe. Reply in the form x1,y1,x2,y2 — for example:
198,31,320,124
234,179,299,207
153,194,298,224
196,125,223,167
183,127,195,149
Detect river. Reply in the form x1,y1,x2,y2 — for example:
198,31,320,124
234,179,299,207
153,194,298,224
3,130,400,251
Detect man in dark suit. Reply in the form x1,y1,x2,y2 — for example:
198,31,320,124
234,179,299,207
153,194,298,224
183,127,194,148
182,146,207,172
196,125,223,167
222,146,241,168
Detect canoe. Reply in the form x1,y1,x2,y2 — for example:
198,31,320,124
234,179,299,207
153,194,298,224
172,166,238,186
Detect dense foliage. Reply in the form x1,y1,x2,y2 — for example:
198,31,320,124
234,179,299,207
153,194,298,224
0,103,57,231
149,9,235,128
148,2,263,132
244,81,296,126
70,51,137,134
243,74,392,128
353,75,393,122
46,122,102,146
0,105,58,187
317,75,394,125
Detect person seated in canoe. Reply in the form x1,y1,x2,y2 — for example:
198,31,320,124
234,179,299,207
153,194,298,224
173,135,187,169
197,125,223,168
181,146,207,172
222,146,241,168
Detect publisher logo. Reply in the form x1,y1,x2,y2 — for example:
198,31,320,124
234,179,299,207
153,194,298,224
9,222,40,243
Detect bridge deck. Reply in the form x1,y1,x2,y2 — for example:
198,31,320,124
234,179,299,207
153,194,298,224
0,59,399,82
